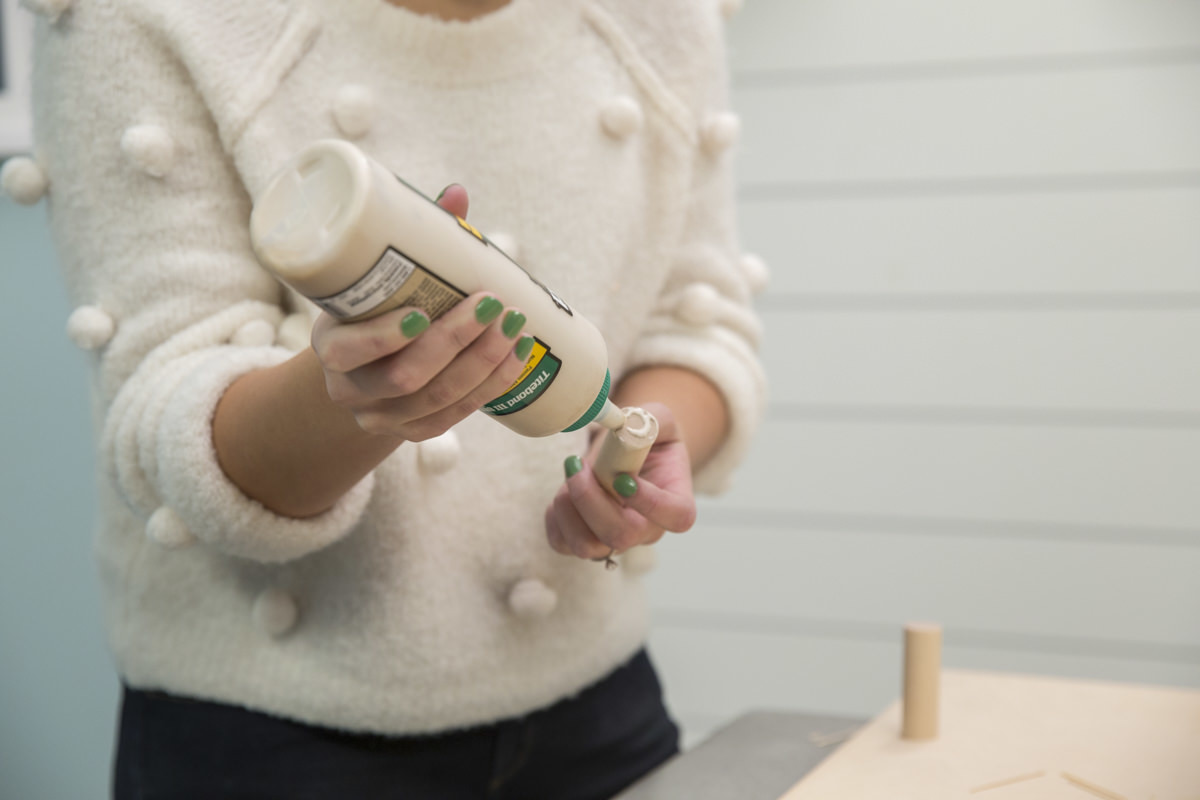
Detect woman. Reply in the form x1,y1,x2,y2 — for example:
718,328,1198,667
21,0,765,795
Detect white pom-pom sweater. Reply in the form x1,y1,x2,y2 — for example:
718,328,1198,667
30,0,766,735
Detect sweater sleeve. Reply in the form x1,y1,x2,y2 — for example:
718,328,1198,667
615,2,768,494
29,1,373,562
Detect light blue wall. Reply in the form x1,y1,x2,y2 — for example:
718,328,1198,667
0,200,118,799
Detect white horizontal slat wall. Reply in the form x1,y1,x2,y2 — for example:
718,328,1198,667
648,1,1200,747
747,189,1200,295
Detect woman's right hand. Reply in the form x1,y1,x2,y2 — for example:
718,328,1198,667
310,185,532,442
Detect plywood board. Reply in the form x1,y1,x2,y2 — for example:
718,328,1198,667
778,670,1200,800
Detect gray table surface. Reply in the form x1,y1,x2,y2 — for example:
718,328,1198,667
614,712,865,800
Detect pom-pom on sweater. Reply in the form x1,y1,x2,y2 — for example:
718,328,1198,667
27,0,766,735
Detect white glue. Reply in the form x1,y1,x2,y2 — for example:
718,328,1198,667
249,139,628,438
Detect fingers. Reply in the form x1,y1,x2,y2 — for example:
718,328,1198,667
316,287,537,439
548,462,668,560
635,401,679,443
436,183,469,219
544,435,699,561
545,505,567,555
344,294,525,403
614,473,697,534
570,448,696,536
547,486,608,559
312,306,430,373
370,332,530,439
312,180,470,374
313,182,541,440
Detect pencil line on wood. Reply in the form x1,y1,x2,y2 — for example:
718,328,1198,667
1061,772,1130,800
969,771,1047,793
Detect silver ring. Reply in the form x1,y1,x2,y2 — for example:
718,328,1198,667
592,548,618,570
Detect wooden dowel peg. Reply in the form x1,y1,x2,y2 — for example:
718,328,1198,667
593,406,658,499
902,622,942,740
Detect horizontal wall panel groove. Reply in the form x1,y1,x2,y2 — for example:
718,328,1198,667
737,188,1200,296
721,421,1200,529
737,171,1200,201
651,610,1200,665
728,1,1200,74
647,629,1200,722
734,46,1200,88
756,293,1200,312
757,310,1200,411
768,404,1200,432
735,66,1200,184
692,507,1200,548
647,526,1200,648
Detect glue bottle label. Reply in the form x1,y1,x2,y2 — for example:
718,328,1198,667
314,246,466,321
483,338,562,416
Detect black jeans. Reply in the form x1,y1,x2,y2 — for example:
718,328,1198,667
113,650,679,800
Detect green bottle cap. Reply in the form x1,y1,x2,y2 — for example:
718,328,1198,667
562,370,612,432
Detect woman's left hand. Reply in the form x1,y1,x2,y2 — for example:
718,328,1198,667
544,402,697,560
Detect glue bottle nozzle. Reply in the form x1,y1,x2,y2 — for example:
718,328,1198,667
595,399,626,431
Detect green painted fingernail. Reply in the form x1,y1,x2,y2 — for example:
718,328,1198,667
514,334,535,361
564,455,583,478
475,296,503,325
613,474,638,498
501,310,526,339
400,311,429,338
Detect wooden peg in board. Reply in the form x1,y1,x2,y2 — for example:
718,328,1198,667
902,622,942,740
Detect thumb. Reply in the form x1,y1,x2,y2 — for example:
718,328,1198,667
435,183,470,219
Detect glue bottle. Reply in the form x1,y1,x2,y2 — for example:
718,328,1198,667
249,139,625,438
